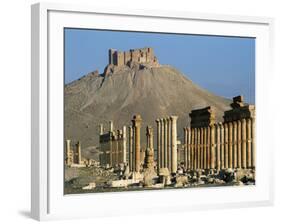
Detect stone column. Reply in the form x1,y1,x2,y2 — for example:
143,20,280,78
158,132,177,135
144,126,154,170
228,122,233,169
216,124,221,170
170,116,178,174
187,127,191,170
109,120,113,132
132,115,142,172
109,135,113,167
210,125,215,169
146,126,154,149
160,119,164,168
99,124,104,135
167,118,171,171
246,119,252,168
183,128,188,169
251,117,256,168
122,126,127,164
207,126,211,169
164,118,168,168
194,128,197,169
200,128,204,169
237,120,242,168
66,139,72,166
76,141,82,164
203,127,207,169
156,119,161,174
224,123,229,169
220,123,224,169
191,128,194,170
128,126,133,171
233,121,237,169
242,118,247,168
197,127,201,169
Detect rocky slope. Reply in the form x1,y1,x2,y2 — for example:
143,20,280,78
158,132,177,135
64,62,231,158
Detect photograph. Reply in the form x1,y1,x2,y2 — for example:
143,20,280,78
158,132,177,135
63,28,256,194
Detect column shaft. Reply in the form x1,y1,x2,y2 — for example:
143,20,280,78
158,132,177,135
156,120,161,173
132,115,142,172
171,116,178,173
123,126,127,164
228,122,233,168
187,127,191,170
200,128,204,169
197,128,201,169
203,127,207,169
242,119,247,168
246,119,252,168
220,123,225,169
224,123,229,169
164,119,168,168
251,117,256,168
160,119,164,168
167,118,171,170
184,128,188,169
237,120,242,168
210,125,215,169
216,124,221,170
233,121,237,168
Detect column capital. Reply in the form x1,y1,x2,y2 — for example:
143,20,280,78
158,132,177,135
170,115,178,121
132,114,142,127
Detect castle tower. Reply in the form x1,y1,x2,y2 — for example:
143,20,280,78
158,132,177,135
109,49,116,65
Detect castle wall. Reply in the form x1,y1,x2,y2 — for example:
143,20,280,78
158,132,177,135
108,47,157,66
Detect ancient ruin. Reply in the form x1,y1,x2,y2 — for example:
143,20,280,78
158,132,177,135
65,140,85,167
65,95,255,193
99,121,127,167
63,43,256,195
108,47,159,67
183,97,255,171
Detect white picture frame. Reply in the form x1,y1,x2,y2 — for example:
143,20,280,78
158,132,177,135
31,2,274,221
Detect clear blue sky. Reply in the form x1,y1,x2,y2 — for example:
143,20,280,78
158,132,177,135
64,28,255,104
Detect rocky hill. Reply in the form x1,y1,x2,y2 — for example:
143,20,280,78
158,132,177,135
65,56,231,159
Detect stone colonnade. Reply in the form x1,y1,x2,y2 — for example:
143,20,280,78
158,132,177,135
156,116,178,174
183,118,255,170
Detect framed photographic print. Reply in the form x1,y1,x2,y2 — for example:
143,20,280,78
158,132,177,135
31,2,274,221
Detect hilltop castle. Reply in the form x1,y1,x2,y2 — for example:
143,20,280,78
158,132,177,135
108,47,159,66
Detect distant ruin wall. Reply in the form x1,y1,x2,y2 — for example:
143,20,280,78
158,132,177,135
99,121,127,167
